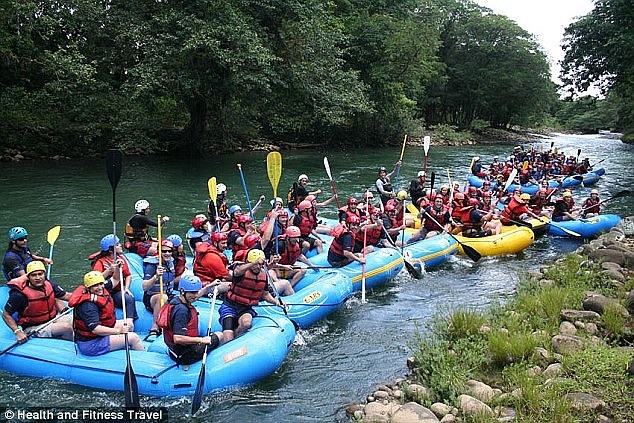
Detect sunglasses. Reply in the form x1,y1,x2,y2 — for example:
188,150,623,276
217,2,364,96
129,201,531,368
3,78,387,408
16,237,28,241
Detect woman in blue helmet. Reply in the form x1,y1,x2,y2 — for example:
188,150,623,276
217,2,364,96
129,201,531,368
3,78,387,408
3,227,52,282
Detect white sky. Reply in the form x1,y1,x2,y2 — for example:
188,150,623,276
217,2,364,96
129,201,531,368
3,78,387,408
474,0,595,86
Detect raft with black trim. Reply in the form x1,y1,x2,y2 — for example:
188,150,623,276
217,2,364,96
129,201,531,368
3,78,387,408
547,214,621,238
0,286,295,397
308,248,404,292
468,175,582,194
579,168,605,186
453,225,535,257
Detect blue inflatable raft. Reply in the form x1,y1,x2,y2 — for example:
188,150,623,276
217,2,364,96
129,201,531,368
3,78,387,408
547,214,622,238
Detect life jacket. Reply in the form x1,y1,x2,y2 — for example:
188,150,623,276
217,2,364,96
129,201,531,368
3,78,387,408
227,267,268,306
329,224,351,257
529,197,548,214
583,197,600,216
378,178,393,197
338,206,364,222
125,213,150,242
359,226,382,246
193,243,229,282
2,248,33,281
552,198,573,219
229,227,248,256
160,297,199,350
461,207,480,230
277,236,302,265
423,206,448,231
7,275,57,327
295,213,315,236
451,201,463,221
501,196,528,223
174,254,187,276
143,256,176,294
68,286,116,341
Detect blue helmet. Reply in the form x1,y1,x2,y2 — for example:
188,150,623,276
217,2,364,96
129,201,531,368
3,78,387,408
100,234,120,251
229,205,242,216
167,234,182,248
179,273,202,292
8,227,28,241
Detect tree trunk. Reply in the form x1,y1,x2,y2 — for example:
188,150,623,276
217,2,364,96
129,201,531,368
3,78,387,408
183,94,208,151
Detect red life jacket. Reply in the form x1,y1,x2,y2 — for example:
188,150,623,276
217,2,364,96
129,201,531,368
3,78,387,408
451,201,463,221
229,227,248,256
461,207,480,230
174,254,186,276
7,276,57,327
227,267,268,306
68,286,116,340
424,206,448,231
295,214,315,236
193,243,229,281
277,236,302,265
160,299,199,350
360,226,382,246
501,196,528,224
583,198,600,215
329,224,351,257
338,206,364,222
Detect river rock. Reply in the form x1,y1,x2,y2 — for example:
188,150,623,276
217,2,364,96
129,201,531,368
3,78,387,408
465,380,495,402
363,401,393,422
390,402,439,423
406,383,430,400
551,334,588,354
627,291,634,314
457,394,493,417
588,249,627,267
560,309,600,322
495,406,516,422
542,363,563,378
430,402,452,418
564,392,605,412
601,261,623,272
439,414,455,423
373,390,390,400
603,268,626,282
616,216,634,236
628,358,634,376
538,279,555,288
584,322,598,335
527,270,543,279
583,293,629,316
559,321,577,335
346,403,364,416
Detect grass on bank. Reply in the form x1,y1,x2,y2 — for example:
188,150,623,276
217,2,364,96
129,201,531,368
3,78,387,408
408,254,634,422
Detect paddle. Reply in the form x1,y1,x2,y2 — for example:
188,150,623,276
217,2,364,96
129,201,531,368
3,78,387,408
589,158,606,168
550,141,554,150
45,225,61,279
578,189,630,214
379,223,423,279
207,177,220,232
236,164,255,220
421,209,481,262
361,228,367,303
447,169,454,203
422,136,431,184
0,307,73,356
266,152,282,253
542,218,581,237
262,264,300,331
106,149,140,410
476,209,533,229
157,214,165,307
191,286,218,415
323,157,341,209
394,134,407,190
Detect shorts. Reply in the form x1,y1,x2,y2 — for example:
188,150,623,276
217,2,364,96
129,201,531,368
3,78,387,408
168,334,220,365
109,289,139,320
76,336,111,356
23,313,73,338
143,292,157,312
219,300,256,331
300,235,319,251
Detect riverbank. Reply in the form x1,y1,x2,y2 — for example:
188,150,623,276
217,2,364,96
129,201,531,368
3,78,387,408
348,218,634,423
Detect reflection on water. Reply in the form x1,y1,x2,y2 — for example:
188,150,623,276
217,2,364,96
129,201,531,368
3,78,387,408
0,134,631,422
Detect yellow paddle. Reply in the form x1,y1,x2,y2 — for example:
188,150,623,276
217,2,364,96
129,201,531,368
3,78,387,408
266,152,282,201
157,214,165,307
46,226,61,279
208,177,219,231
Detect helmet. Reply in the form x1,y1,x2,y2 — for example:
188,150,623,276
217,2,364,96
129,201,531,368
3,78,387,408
269,197,284,206
590,189,599,195
305,195,316,202
8,227,28,241
167,234,182,247
211,232,228,243
346,215,361,225
348,197,359,205
396,190,407,200
100,234,120,251
417,171,426,178
191,216,208,230
160,239,174,250
520,193,531,201
216,183,227,195
441,184,449,191
482,180,491,186
563,191,573,198
298,200,312,212
134,199,150,213
493,156,499,160
474,156,480,161
385,203,396,212
179,273,202,292
237,214,253,224
84,271,106,288
244,234,261,248
468,186,477,194
229,205,242,216
454,192,465,201
297,174,308,182
286,226,301,238
386,199,398,208
378,166,387,173
483,191,492,198
26,261,46,276
468,198,480,206
367,205,378,215
247,249,266,263
363,191,374,200
277,209,289,217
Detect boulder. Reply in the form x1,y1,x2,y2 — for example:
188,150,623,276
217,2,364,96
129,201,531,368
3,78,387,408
363,401,392,422
627,290,634,314
560,309,600,322
602,268,625,282
465,380,495,402
430,402,452,418
564,392,605,412
439,414,455,422
457,394,493,417
601,261,622,272
551,334,588,355
559,321,577,335
616,216,634,236
390,402,440,423
346,403,364,417
542,363,563,378
588,249,627,267
406,383,430,400
583,293,629,316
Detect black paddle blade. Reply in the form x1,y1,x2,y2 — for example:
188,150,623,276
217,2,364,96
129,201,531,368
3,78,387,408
106,149,123,190
124,364,140,409
613,189,631,199
515,220,533,229
404,259,423,279
572,175,583,181
461,243,482,262
191,364,206,415
430,172,436,191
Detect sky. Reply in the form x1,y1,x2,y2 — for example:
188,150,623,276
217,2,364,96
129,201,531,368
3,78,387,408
474,0,595,87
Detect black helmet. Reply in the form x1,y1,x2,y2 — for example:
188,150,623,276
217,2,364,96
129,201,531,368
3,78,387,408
378,166,387,174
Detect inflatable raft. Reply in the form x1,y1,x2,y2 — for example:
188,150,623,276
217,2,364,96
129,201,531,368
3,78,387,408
547,214,622,238
468,175,582,194
0,287,295,397
396,233,458,272
453,225,535,257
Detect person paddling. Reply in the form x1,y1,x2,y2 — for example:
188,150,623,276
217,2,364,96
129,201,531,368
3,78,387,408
3,227,53,282
124,199,169,257
581,189,601,218
2,261,73,343
376,162,402,206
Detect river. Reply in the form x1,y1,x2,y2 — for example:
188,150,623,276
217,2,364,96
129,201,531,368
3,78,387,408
0,133,632,422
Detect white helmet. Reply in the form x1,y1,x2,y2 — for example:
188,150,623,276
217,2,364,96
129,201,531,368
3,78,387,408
298,174,308,182
134,199,150,212
217,183,227,195
417,171,426,178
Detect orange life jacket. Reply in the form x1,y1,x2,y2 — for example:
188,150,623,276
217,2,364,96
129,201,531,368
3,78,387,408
7,275,57,327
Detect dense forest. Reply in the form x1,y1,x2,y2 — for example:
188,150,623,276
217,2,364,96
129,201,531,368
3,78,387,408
0,0,631,157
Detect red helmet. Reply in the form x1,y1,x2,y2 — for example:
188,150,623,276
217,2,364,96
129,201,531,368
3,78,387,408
277,209,289,217
386,199,398,208
468,198,480,206
211,232,228,243
468,186,477,195
385,203,396,212
346,215,361,225
363,191,374,200
285,226,301,237
244,233,261,248
161,239,174,250
482,180,491,186
483,191,492,198
237,214,253,224
305,195,316,202
454,192,465,201
191,216,208,230
298,200,312,211
348,197,359,205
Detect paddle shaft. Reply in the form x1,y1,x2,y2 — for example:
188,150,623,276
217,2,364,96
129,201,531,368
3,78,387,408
191,286,219,415
578,190,629,213
422,210,481,262
157,215,165,307
323,157,341,209
236,164,255,220
0,307,73,356
394,134,407,190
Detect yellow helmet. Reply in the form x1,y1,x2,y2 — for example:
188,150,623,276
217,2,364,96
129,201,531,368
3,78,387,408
563,191,572,198
520,193,531,201
84,271,106,288
396,190,408,200
26,261,46,275
247,249,266,263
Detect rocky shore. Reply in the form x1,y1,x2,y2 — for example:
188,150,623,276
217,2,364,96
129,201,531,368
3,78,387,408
347,217,634,423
